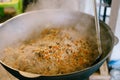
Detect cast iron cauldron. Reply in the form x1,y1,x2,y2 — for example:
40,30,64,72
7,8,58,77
0,10,118,80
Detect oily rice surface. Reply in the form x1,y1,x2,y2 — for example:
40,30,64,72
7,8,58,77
2,27,98,75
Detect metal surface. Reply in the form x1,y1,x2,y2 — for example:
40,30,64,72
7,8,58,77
93,0,102,62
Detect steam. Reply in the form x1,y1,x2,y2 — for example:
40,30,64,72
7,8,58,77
25,0,96,38
25,0,85,12
0,0,97,53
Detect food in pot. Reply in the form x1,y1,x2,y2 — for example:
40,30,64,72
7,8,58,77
2,27,99,75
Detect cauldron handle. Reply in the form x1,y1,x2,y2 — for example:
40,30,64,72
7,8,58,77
114,36,119,45
0,63,41,80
